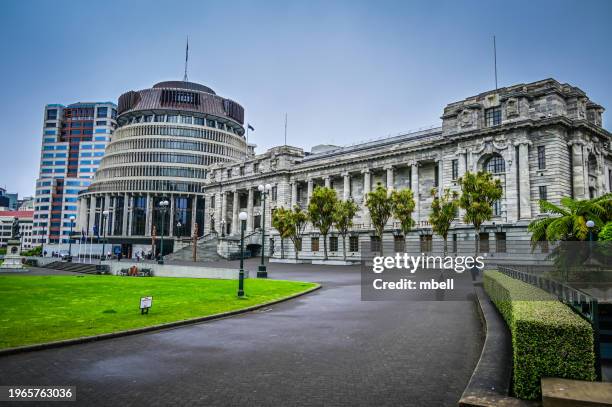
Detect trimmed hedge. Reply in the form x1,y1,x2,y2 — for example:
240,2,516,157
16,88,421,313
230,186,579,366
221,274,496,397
483,271,595,400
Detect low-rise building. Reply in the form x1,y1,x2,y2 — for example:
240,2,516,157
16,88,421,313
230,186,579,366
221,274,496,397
0,210,35,249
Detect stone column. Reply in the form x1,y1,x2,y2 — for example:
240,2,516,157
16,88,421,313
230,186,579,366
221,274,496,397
411,164,420,225
122,193,129,236
221,191,227,235
571,142,586,200
518,142,532,219
324,176,331,188
110,195,117,236
457,151,467,222
505,147,518,223
436,160,443,195
169,194,175,237
342,172,350,200
145,193,152,236
127,195,134,236
232,190,239,235
89,196,96,235
291,182,298,208
307,178,314,206
191,195,198,235
247,187,254,232
362,169,371,204
385,165,394,195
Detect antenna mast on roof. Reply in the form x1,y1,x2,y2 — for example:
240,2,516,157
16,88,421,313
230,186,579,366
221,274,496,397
493,35,498,90
284,113,288,145
183,37,189,82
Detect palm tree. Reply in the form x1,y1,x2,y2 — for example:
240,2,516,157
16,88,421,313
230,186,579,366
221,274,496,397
528,194,612,246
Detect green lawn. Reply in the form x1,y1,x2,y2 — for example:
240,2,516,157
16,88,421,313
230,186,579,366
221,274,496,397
0,275,317,349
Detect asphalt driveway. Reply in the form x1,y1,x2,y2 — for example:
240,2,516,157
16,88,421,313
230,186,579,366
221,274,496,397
0,260,483,406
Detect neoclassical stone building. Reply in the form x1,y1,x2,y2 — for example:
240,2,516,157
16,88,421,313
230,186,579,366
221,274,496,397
201,78,611,260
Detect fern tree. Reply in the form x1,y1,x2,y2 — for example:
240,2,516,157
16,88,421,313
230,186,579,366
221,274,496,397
528,193,612,246
366,183,393,255
458,171,503,253
308,186,338,260
429,188,459,255
390,188,416,250
333,199,359,261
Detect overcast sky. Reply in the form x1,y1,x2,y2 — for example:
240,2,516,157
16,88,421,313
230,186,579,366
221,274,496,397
1,0,611,197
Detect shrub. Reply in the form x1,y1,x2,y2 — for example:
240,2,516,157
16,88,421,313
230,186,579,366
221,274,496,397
483,271,595,400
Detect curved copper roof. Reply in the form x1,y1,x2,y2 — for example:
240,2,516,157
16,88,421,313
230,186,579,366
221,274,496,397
117,81,244,125
152,81,216,95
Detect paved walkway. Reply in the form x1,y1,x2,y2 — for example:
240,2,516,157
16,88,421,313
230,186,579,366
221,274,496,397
0,260,483,406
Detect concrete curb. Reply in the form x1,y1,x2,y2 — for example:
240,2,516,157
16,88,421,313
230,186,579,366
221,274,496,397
0,283,321,357
458,284,540,407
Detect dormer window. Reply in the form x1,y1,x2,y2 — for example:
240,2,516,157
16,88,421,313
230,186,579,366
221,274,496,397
485,106,502,127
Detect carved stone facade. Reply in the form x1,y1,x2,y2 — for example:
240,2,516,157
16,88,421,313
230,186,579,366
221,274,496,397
201,79,611,260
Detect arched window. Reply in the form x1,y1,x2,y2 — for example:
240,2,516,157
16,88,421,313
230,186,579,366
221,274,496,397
484,154,505,174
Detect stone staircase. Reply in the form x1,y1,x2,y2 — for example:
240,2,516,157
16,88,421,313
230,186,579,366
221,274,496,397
44,261,102,274
165,235,223,262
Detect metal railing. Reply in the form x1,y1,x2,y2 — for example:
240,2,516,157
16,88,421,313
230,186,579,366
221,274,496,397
497,265,601,381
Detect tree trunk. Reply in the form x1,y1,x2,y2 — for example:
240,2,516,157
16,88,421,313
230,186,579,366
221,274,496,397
474,228,479,255
281,238,285,259
294,238,299,260
443,235,448,257
323,233,328,260
342,234,347,261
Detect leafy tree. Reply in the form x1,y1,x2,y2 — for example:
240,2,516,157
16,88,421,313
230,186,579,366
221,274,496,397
288,206,309,260
366,183,393,255
528,193,612,246
308,186,338,260
429,188,459,255
390,188,416,250
599,222,612,241
271,207,293,259
458,171,503,253
333,199,359,261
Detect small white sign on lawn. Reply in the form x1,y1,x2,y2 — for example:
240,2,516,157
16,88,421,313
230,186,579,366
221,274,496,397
140,296,153,314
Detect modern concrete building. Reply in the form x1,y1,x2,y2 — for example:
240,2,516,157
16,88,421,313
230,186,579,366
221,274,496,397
198,78,611,260
32,102,117,245
0,210,34,249
78,81,248,256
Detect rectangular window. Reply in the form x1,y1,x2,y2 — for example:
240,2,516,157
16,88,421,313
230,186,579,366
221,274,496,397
253,162,259,173
226,169,232,179
349,236,359,252
370,236,381,252
484,106,502,127
394,235,405,252
311,237,320,252
537,146,546,169
495,232,506,253
434,164,439,187
539,185,547,201
420,235,432,253
479,233,489,253
492,200,502,216
97,107,108,118
46,109,58,120
96,120,107,126
330,236,338,252
451,159,459,180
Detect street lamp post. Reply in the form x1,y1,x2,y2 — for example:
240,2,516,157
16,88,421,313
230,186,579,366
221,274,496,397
176,221,182,239
68,215,76,262
220,219,226,237
257,184,272,278
586,219,595,242
158,200,169,264
238,211,248,297
101,210,109,263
